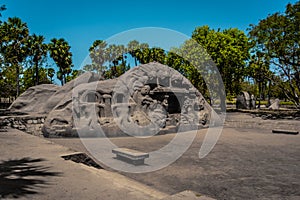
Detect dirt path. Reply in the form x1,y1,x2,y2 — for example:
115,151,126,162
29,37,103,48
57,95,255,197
48,125,300,200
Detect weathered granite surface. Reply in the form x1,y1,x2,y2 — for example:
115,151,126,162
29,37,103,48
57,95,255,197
9,84,60,114
8,62,212,137
42,72,100,114
68,62,211,137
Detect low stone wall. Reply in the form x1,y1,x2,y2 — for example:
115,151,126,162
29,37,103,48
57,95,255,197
0,115,46,136
1,112,299,137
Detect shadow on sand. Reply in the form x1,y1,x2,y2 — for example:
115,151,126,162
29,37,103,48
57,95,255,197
0,157,62,198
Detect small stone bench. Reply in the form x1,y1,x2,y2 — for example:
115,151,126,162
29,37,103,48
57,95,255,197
272,129,299,135
112,148,149,165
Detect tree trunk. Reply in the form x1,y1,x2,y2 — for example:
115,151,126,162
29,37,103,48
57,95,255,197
35,60,39,85
267,80,271,106
16,65,20,97
258,81,261,109
134,57,137,66
219,86,226,112
60,75,64,86
63,74,66,85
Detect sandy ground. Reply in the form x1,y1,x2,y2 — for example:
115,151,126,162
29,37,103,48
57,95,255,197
48,124,300,200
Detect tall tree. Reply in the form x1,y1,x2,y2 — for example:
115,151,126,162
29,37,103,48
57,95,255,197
150,47,166,64
23,67,50,89
135,43,150,64
105,44,129,78
0,17,29,96
106,44,118,78
248,54,272,107
26,34,48,85
84,40,107,75
249,1,300,108
114,44,128,76
48,38,73,85
192,26,250,96
0,67,15,98
168,39,222,107
47,68,55,83
127,40,140,66
134,44,166,65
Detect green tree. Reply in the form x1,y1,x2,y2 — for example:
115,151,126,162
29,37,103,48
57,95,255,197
26,34,48,85
114,44,129,77
168,39,222,107
249,1,300,108
48,38,73,85
134,44,166,65
150,47,166,64
192,26,251,96
106,44,118,78
248,54,272,107
0,17,29,96
104,44,129,78
0,67,15,98
127,40,140,66
135,43,149,64
84,40,107,75
66,69,84,82
23,67,50,89
47,68,55,83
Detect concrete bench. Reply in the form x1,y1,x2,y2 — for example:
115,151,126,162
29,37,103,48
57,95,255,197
112,148,149,165
272,129,299,135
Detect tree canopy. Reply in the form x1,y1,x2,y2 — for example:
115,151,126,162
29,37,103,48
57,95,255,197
249,1,300,108
1,1,299,109
192,26,251,96
48,38,73,85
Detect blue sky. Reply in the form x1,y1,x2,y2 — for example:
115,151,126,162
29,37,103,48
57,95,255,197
1,0,298,72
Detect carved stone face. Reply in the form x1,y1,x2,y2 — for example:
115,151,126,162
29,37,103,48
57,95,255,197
141,85,150,95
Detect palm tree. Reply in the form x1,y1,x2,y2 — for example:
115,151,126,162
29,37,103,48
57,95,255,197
48,38,73,85
135,43,149,64
47,68,55,83
115,44,128,76
86,40,107,75
106,44,118,78
27,34,48,85
127,40,140,66
0,17,29,96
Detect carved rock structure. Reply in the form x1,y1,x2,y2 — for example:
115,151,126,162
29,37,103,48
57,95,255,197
236,91,255,110
10,62,212,137
70,62,211,137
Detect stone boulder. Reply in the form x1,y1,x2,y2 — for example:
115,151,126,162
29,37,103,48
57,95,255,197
42,62,212,137
269,98,280,110
9,72,100,116
9,84,60,114
9,62,215,138
41,72,100,114
236,91,255,109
